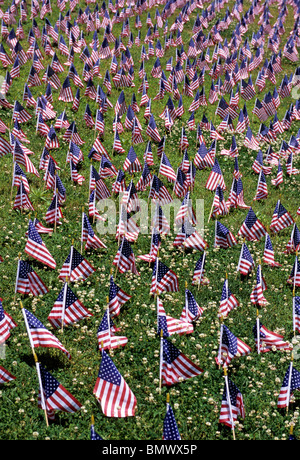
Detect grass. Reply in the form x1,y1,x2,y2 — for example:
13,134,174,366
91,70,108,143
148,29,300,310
0,0,299,441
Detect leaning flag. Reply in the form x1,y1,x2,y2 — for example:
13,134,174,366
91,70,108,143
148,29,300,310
25,220,56,269
277,362,300,409
37,364,82,420
22,307,71,360
263,233,282,267
0,299,17,344
270,200,294,234
157,297,193,337
112,238,139,276
219,377,245,428
59,245,95,282
93,350,137,417
250,264,268,306
48,282,93,329
237,242,255,276
160,338,203,386
216,324,251,368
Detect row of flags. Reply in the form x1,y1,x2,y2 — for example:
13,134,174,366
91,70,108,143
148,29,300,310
0,0,300,441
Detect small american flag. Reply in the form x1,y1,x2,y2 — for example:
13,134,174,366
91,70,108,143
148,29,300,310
93,350,137,417
0,299,17,344
218,278,239,319
59,246,95,282
216,324,251,367
25,220,56,269
48,282,93,328
163,403,181,440
219,377,245,428
277,362,300,409
253,320,290,353
160,338,203,386
22,307,71,360
15,259,48,297
157,296,193,337
238,207,266,241
38,364,82,420
108,275,132,318
151,258,178,295
113,238,139,275
237,242,255,276
97,308,127,351
0,365,16,384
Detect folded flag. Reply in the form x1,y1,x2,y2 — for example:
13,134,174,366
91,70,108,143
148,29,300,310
163,403,181,441
253,320,290,353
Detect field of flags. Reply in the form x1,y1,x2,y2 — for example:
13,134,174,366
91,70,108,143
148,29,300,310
0,0,300,442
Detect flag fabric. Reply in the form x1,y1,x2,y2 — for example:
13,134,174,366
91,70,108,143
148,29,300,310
108,275,132,318
81,213,107,250
25,220,56,269
163,403,181,441
97,309,128,351
218,278,239,319
263,233,282,267
151,258,179,296
214,221,237,249
237,242,255,276
48,282,93,329
160,338,203,386
113,238,139,276
157,297,193,337
38,364,82,420
181,289,204,323
22,308,71,360
0,299,17,344
93,350,137,417
277,362,300,409
219,377,245,428
0,366,16,384
216,324,251,368
250,265,268,306
238,207,266,241
253,320,290,353
15,259,48,297
270,201,294,234
59,246,95,282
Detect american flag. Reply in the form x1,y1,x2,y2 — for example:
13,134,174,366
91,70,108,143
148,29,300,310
152,204,170,236
181,289,203,323
146,114,161,143
293,296,300,334
113,238,139,276
219,377,245,428
108,275,131,318
192,251,210,287
93,350,137,417
25,220,56,269
0,299,17,344
205,158,226,191
157,296,193,337
160,338,203,386
151,258,179,296
263,233,282,267
97,308,128,351
0,365,16,384
159,152,176,182
250,264,268,306
216,324,251,367
214,221,237,249
253,320,290,353
59,245,95,282
163,403,181,440
13,182,34,212
237,242,255,276
270,200,294,234
81,213,107,250
277,362,300,409
138,227,161,263
22,308,71,360
48,282,93,329
238,207,266,241
15,259,48,297
218,278,239,319
123,146,142,174
38,364,82,420
287,255,300,288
